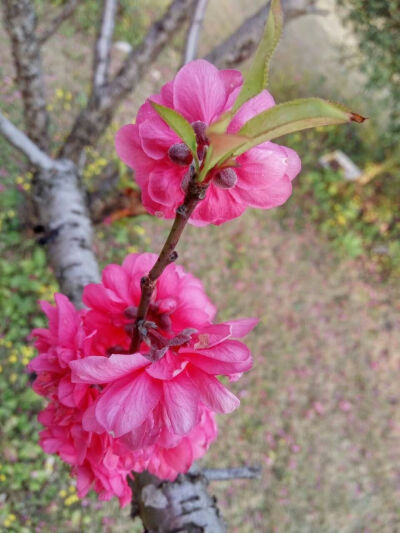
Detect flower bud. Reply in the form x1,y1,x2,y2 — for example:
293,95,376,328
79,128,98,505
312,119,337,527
168,143,193,166
213,168,238,189
191,121,208,145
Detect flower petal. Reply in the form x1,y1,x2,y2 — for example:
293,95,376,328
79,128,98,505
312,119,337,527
96,373,162,437
162,372,199,435
70,353,150,384
173,59,228,124
188,367,240,413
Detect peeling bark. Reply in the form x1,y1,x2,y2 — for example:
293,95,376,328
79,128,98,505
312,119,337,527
2,0,49,150
32,161,100,308
133,471,226,532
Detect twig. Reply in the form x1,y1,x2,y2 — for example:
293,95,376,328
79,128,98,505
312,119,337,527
183,0,208,64
37,0,78,44
205,0,325,69
0,112,54,171
92,0,118,93
130,176,207,352
202,466,262,482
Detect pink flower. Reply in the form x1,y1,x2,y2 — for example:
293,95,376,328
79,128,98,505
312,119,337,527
115,59,301,226
131,406,217,481
38,396,134,507
28,293,93,408
70,318,257,446
82,252,216,353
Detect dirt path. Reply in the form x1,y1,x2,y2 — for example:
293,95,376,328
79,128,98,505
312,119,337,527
141,210,400,532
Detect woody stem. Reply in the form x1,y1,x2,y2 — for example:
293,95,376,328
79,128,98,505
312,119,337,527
129,176,207,352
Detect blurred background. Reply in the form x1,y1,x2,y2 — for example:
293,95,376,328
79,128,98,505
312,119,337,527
0,0,399,531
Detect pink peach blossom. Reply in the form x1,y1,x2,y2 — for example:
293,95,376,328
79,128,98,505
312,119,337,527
115,59,301,226
29,293,93,408
82,252,216,353
70,318,257,446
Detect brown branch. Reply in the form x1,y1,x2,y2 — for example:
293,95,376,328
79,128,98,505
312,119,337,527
37,0,78,45
183,0,209,64
202,465,262,481
0,112,54,171
130,175,207,352
2,0,49,150
92,0,118,93
205,0,325,69
59,0,197,162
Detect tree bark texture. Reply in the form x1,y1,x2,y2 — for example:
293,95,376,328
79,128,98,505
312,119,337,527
133,470,225,532
2,0,49,150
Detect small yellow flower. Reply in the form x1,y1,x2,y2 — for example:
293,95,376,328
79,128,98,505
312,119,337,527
22,183,31,191
9,373,17,384
16,176,24,184
69,485,76,493
65,494,79,506
0,473,6,481
8,355,17,364
59,489,67,498
0,365,3,373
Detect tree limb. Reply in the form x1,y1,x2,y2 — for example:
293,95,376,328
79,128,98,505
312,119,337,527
37,0,78,45
2,0,49,150
205,0,325,69
202,465,262,481
183,0,209,64
0,112,54,171
92,0,118,94
59,0,197,162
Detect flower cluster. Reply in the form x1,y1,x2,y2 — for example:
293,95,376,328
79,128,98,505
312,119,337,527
115,59,301,226
29,254,257,504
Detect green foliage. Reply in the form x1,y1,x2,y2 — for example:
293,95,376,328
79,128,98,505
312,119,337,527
237,98,362,155
232,0,283,112
277,125,400,277
336,0,400,148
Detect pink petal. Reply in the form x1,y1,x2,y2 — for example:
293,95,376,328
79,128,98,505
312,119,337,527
162,438,193,472
54,293,78,345
70,353,150,384
173,59,228,124
82,283,125,313
183,340,252,375
96,373,162,437
221,318,259,338
190,184,246,226
228,89,275,133
114,124,154,178
280,145,302,181
219,69,243,112
162,372,199,435
139,118,179,160
101,264,130,301
188,367,240,413
148,167,185,207
82,402,105,433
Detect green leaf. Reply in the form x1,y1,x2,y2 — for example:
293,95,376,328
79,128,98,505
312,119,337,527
235,98,366,156
232,0,283,113
198,133,249,181
150,102,198,163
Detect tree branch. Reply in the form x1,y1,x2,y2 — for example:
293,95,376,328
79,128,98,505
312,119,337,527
92,0,118,94
37,0,78,45
0,112,54,171
59,0,197,162
202,466,262,481
2,0,49,150
183,0,208,64
205,0,324,69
